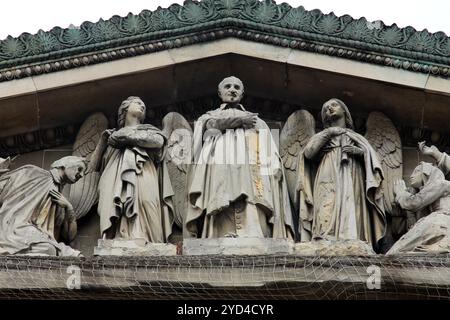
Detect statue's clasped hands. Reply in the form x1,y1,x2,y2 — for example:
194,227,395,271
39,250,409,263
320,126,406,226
233,113,257,129
325,127,362,156
342,145,363,156
393,179,407,197
241,114,258,129
108,127,134,147
49,190,75,218
225,114,257,129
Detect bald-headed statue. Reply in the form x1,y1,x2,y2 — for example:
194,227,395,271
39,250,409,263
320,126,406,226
185,76,294,239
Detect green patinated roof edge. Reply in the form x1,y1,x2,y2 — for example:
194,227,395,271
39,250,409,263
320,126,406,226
0,0,449,82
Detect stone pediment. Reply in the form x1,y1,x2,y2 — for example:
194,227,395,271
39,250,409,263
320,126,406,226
0,0,449,82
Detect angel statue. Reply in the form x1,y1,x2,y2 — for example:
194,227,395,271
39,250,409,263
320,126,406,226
0,156,86,256
185,76,295,239
387,162,450,255
280,98,402,251
69,97,193,244
73,96,171,243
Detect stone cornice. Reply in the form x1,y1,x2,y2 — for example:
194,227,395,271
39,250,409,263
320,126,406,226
0,124,77,158
0,0,449,82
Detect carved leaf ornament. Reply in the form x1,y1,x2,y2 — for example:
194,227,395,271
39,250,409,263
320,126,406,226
0,0,448,78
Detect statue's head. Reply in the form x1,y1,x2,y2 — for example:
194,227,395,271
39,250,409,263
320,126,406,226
321,98,354,129
51,156,88,184
117,96,146,128
410,161,444,189
218,76,244,104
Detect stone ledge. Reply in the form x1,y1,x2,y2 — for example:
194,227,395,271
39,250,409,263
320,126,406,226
183,238,295,255
294,239,376,256
1,254,450,299
94,239,177,256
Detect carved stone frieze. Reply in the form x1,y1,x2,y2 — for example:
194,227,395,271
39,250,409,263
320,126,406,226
1,95,450,157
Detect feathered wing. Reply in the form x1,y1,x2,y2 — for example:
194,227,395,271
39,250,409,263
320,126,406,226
162,112,193,228
280,110,316,209
68,112,109,220
365,111,403,215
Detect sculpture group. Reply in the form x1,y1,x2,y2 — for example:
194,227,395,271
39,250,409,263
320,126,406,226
0,76,448,257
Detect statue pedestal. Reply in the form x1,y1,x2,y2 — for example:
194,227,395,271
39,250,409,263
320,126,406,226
94,239,177,256
183,238,295,255
294,239,376,256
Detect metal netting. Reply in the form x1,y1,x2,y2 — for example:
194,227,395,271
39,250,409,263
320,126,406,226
0,254,449,300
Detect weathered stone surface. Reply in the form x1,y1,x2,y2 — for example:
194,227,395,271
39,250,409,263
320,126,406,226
387,213,450,255
0,156,87,257
185,76,294,240
183,238,295,255
283,100,397,251
294,240,376,256
1,0,449,83
94,239,177,256
389,160,450,255
92,97,172,244
2,254,450,299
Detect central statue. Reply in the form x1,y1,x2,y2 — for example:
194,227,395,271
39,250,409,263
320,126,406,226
185,76,294,239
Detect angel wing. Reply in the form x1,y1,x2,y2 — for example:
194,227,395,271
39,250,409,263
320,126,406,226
280,110,316,208
162,112,193,228
68,112,109,220
365,111,403,215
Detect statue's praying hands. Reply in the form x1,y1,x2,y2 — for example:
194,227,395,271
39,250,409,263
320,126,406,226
393,179,407,197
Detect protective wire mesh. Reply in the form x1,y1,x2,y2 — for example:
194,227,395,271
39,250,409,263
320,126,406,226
0,254,449,300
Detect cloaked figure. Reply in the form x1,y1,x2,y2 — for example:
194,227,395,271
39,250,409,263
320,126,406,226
388,162,450,255
280,99,403,251
0,156,86,256
185,76,294,239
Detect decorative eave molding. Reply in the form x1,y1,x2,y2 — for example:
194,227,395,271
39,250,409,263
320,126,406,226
0,0,449,83
1,95,449,157
0,124,77,157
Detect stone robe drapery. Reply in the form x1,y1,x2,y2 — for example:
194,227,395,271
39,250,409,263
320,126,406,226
388,165,450,254
98,124,174,242
185,105,294,239
301,129,386,248
0,165,79,256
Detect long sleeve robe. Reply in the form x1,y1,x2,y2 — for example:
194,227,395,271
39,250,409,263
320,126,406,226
300,129,386,248
0,165,80,256
97,124,174,242
185,104,294,239
388,166,450,254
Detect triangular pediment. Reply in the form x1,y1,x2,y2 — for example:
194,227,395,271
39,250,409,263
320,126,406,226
0,0,448,81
